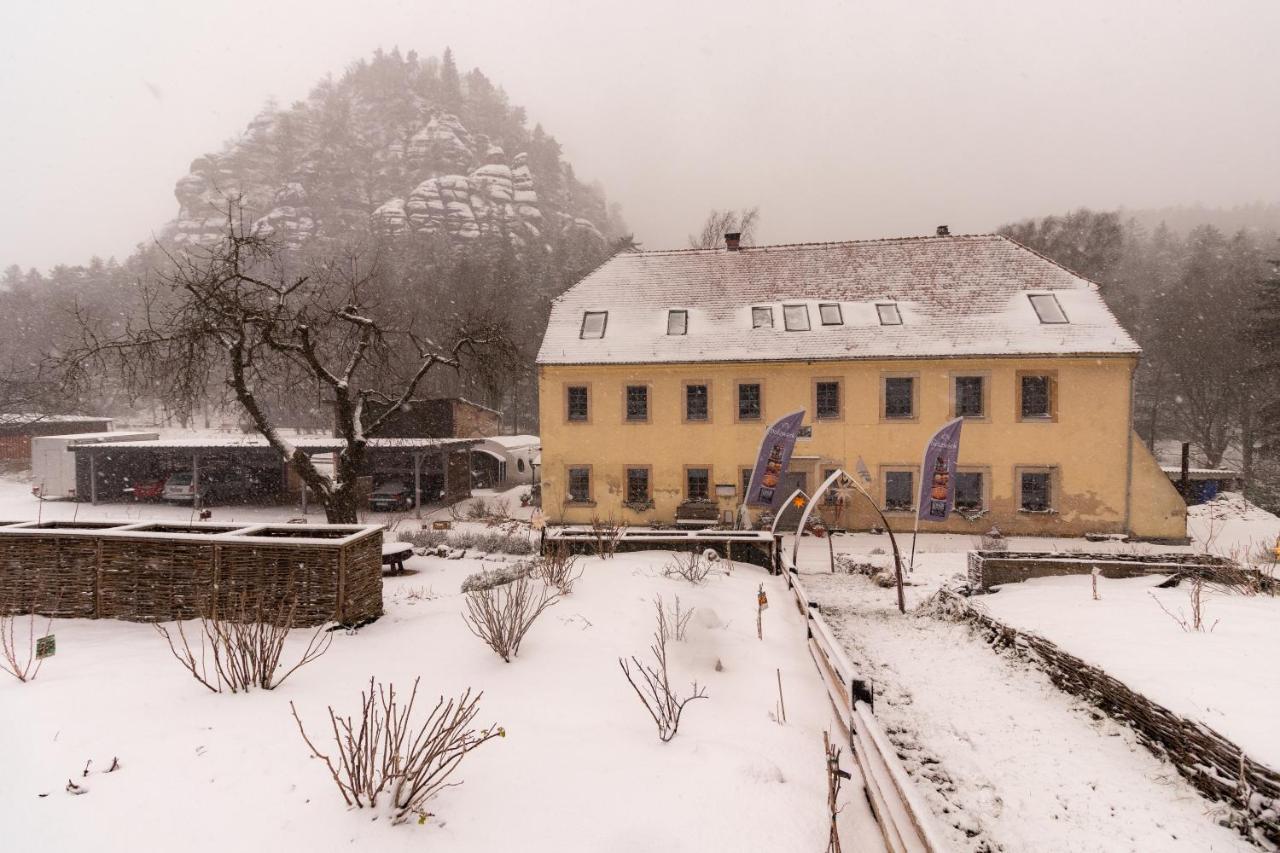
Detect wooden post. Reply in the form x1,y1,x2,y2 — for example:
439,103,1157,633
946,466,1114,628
1180,441,1191,502
413,451,422,518
192,453,201,512
89,452,98,505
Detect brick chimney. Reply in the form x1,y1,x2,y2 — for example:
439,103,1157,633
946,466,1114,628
936,225,951,237
725,232,741,251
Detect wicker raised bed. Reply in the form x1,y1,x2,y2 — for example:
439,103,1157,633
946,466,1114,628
0,520,383,627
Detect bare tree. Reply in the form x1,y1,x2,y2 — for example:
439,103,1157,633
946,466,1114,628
59,203,513,522
291,677,503,824
687,207,760,249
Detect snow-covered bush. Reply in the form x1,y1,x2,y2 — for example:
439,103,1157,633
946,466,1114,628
462,575,559,662
663,550,712,584
398,529,448,551
587,516,623,558
155,594,331,693
290,677,503,825
460,561,534,593
0,612,51,683
619,601,707,742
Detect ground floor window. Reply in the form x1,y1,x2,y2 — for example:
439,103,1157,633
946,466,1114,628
567,466,592,503
625,467,650,504
1019,470,1053,512
686,467,711,502
883,470,914,511
822,467,840,504
955,471,984,511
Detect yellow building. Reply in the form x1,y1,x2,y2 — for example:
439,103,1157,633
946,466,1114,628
536,233,1186,541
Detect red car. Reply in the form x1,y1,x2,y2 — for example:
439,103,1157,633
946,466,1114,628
128,476,169,501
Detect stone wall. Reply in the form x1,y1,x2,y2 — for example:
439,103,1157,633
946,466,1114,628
967,550,1236,592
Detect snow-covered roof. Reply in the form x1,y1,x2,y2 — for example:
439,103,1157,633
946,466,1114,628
479,434,540,450
536,234,1140,365
68,436,478,453
0,413,113,426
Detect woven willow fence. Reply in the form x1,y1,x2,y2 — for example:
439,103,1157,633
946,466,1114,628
0,522,384,627
933,588,1279,848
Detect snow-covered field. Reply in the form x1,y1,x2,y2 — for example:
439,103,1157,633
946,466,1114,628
2,546,862,851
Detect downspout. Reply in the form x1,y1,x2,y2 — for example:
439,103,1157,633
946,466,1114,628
1123,357,1135,535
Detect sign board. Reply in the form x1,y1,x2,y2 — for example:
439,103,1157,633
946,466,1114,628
714,483,737,498
35,634,55,659
431,520,452,531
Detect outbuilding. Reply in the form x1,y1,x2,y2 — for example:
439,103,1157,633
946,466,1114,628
470,435,540,489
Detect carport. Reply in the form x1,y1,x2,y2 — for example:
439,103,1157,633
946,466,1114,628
68,436,478,514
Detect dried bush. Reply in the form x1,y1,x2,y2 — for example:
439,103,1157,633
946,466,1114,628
156,594,332,693
663,549,712,585
619,601,707,741
462,576,560,662
824,731,848,853
449,529,535,555
587,516,623,558
291,677,503,825
535,542,582,595
658,594,694,641
1,612,51,683
399,528,448,551
1150,575,1219,633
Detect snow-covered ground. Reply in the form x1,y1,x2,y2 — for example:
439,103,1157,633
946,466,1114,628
2,540,872,851
788,519,1272,853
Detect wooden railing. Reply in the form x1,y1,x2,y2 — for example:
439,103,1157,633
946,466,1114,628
782,550,949,853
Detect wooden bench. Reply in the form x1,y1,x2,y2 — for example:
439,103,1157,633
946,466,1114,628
381,542,413,575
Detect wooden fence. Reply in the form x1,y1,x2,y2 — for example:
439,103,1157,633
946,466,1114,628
933,587,1279,849
0,521,384,627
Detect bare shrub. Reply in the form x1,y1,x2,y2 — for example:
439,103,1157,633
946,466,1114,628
1149,576,1219,633
448,529,534,555
156,594,332,693
663,549,712,585
0,612,51,683
658,594,694,641
290,677,503,825
535,542,582,595
462,576,560,662
399,528,447,551
824,731,847,853
587,516,622,558
619,601,707,741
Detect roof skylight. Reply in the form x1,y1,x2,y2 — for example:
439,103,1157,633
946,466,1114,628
876,303,902,325
667,309,688,335
819,303,843,325
783,304,811,331
1028,293,1068,324
751,306,773,329
580,311,608,339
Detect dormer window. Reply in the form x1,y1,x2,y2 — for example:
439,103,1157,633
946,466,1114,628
667,309,688,335
819,303,843,325
876,303,902,325
783,304,810,331
580,311,608,339
751,306,773,328
1029,293,1068,324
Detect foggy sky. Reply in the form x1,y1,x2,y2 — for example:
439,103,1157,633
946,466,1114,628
2,0,1277,271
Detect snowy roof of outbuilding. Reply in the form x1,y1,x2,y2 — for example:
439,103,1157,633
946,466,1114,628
0,413,113,426
536,234,1140,365
67,436,478,453
478,434,540,450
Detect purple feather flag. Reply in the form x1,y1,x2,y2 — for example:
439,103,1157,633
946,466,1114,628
917,417,964,522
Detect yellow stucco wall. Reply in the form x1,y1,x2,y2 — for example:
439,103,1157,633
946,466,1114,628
538,356,1187,539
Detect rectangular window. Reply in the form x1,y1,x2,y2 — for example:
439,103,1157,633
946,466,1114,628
567,466,591,503
580,311,607,338
1020,471,1052,512
1020,375,1052,419
686,467,710,502
1029,293,1068,324
955,376,985,418
884,377,914,419
625,468,650,504
884,470,913,511
685,383,709,421
625,385,648,422
737,382,762,420
876,303,902,325
783,304,810,331
752,306,774,328
955,472,984,512
667,310,688,335
566,386,589,422
819,303,843,325
815,380,841,420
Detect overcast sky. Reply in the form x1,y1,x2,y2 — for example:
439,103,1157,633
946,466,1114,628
2,0,1277,270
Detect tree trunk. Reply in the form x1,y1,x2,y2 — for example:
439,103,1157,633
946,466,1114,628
326,447,366,524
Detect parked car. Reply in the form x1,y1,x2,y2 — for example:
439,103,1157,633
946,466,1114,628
369,480,416,512
163,466,253,505
127,475,170,501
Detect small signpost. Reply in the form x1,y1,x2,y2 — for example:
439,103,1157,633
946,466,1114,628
757,584,768,640
35,634,56,659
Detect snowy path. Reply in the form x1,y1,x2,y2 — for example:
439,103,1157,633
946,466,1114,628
801,570,1255,853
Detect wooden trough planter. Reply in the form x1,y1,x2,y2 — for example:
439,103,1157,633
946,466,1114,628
0,520,384,627
966,550,1244,593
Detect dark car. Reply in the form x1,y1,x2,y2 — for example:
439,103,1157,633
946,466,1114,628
369,480,415,512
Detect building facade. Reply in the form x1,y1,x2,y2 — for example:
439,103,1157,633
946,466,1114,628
536,234,1186,540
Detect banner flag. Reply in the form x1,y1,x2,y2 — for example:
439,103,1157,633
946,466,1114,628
917,417,964,522
745,410,806,510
